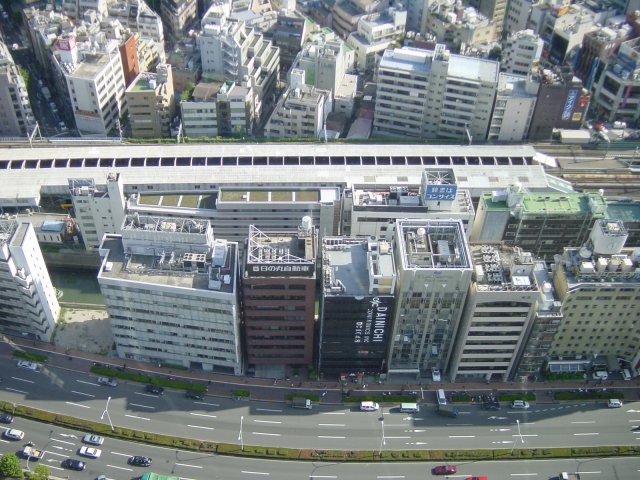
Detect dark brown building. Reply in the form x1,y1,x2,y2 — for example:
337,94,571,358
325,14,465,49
242,223,317,368
119,34,140,87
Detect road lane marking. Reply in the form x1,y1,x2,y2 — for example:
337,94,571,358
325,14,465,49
175,463,203,469
47,465,65,471
573,433,599,436
71,390,95,398
385,436,410,439
321,412,345,415
310,476,337,478
628,419,640,422
448,435,475,438
43,450,68,458
447,423,472,426
110,451,132,457
318,435,345,439
11,377,34,383
510,474,538,476
512,434,538,437
187,425,214,430
578,472,600,474
254,420,281,424
107,465,133,471
77,380,100,386
129,403,155,410
318,423,345,427
194,401,219,407
124,414,150,421
190,412,217,418
6,387,27,394
51,439,75,446
65,401,90,409
252,432,281,436
255,408,282,413
134,392,159,398
241,471,270,476
377,476,405,479
571,421,595,424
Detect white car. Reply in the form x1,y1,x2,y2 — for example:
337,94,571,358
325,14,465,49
82,434,105,446
511,400,530,409
16,360,40,371
4,429,25,440
360,401,380,412
592,370,608,381
78,446,101,458
432,368,441,382
608,398,623,408
97,377,118,387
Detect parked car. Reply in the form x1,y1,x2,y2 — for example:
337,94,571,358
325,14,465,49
97,377,118,387
78,446,101,458
511,400,530,409
431,368,441,382
0,413,14,424
145,384,164,395
185,391,204,400
16,360,40,371
82,434,105,446
3,429,24,440
360,401,380,412
128,456,152,467
608,398,623,408
432,465,457,475
62,459,86,471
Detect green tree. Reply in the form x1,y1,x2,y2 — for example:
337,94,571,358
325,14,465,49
30,464,50,480
0,452,23,478
180,82,195,102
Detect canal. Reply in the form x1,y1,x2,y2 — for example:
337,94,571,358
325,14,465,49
48,268,105,305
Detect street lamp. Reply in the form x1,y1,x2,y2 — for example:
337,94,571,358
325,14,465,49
100,396,114,431
378,418,386,456
239,415,244,452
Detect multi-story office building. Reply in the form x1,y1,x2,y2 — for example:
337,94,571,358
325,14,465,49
264,81,332,139
331,0,389,39
501,29,543,76
61,0,110,19
549,219,640,372
591,37,640,124
606,199,640,248
471,185,608,261
54,34,126,136
126,64,176,139
346,7,407,73
0,41,35,137
449,244,540,383
487,73,538,143
388,219,472,379
467,0,508,38
24,7,71,76
160,0,198,44
242,223,317,369
319,236,396,376
0,220,60,342
272,9,317,70
374,45,499,141
343,168,475,237
98,215,242,374
424,2,497,52
504,0,533,35
69,173,126,251
108,0,166,64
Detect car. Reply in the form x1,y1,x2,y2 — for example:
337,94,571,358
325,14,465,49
592,370,608,381
360,401,380,412
608,398,623,408
16,360,39,371
432,368,441,382
432,465,457,475
78,446,102,458
465,477,488,480
97,376,118,387
3,429,24,440
128,455,152,467
482,401,500,410
62,459,86,471
0,413,14,424
185,391,204,400
594,123,608,133
82,434,105,446
145,384,164,395
511,400,530,409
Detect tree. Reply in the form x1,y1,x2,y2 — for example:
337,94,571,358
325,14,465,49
0,452,23,478
30,465,50,480
180,82,195,102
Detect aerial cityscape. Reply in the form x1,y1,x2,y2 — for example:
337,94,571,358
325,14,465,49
1,0,640,479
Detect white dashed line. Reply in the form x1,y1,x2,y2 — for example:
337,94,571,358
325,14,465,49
107,465,133,471
254,420,281,424
187,425,214,430
190,412,217,418
65,402,90,409
124,414,150,421
252,432,281,436
255,408,282,413
175,463,203,469
129,403,155,409
71,390,95,398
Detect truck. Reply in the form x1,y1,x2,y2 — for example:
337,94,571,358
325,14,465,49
436,404,459,418
140,473,180,480
291,397,312,409
21,445,45,460
558,473,580,480
557,129,592,145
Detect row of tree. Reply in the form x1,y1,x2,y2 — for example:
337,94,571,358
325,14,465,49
0,452,49,479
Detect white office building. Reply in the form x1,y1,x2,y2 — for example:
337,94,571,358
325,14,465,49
487,73,538,143
0,42,35,137
501,29,543,76
0,220,60,342
98,215,242,374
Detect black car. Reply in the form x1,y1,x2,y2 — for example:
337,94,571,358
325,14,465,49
145,384,164,395
482,401,500,410
185,391,204,400
128,456,152,467
0,413,14,424
62,459,86,471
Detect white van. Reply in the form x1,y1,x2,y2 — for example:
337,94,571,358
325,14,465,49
622,369,632,381
360,401,379,411
437,389,447,406
400,402,419,413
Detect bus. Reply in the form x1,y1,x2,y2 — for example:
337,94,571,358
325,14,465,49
140,473,180,480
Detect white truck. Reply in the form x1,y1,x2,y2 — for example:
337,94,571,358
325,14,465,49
21,445,45,460
559,472,580,480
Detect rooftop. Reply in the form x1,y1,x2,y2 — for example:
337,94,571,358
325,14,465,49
481,191,607,215
470,244,538,292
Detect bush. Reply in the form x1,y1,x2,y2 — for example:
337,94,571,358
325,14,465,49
554,390,623,401
232,389,250,398
544,371,584,381
450,393,472,403
0,452,23,478
286,393,320,402
498,392,536,402
13,350,48,363
89,366,206,392
343,394,418,403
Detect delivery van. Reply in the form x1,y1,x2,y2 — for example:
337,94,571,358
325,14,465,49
400,402,419,413
437,389,447,406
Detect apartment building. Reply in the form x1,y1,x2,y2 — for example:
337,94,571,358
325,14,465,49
471,185,608,261
591,37,640,125
61,0,110,19
449,244,539,383
549,220,640,372
0,220,60,342
373,45,499,141
126,64,176,139
319,236,396,376
467,0,508,38
69,174,126,251
504,0,533,35
160,0,198,44
108,0,166,63
55,34,126,136
487,73,538,143
388,219,472,379
343,168,475,237
346,6,407,73
242,223,317,369
0,42,35,137
272,9,317,70
264,80,332,139
501,29,543,76
24,7,72,77
98,215,242,374
331,0,389,39
424,2,497,52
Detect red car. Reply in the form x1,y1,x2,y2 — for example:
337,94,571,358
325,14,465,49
465,477,488,480
432,465,457,475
